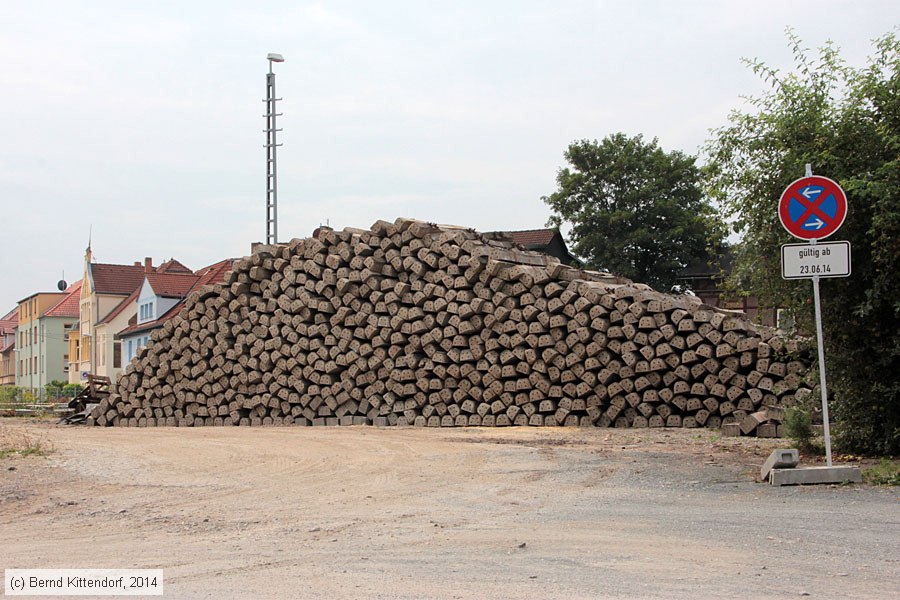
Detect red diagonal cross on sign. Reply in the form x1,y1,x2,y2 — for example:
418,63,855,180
778,175,848,241
793,191,834,228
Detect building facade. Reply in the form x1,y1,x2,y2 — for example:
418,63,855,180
67,247,193,383
15,288,79,392
96,269,198,378
0,308,18,386
118,258,235,364
675,250,777,327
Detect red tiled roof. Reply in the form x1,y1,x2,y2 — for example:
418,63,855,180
147,272,201,298
0,339,14,354
117,259,236,338
90,257,193,295
192,258,236,289
98,272,200,325
90,263,152,295
0,307,17,336
503,229,557,247
91,258,193,323
156,259,193,274
42,280,83,318
116,319,158,339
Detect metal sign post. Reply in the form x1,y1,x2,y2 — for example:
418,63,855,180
810,254,834,466
777,164,852,466
803,164,833,467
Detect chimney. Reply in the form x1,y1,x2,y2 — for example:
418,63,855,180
144,257,153,273
133,261,141,267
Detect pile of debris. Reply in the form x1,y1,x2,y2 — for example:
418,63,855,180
63,375,111,424
91,218,812,433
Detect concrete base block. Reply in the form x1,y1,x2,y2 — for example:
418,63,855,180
760,448,800,481
769,465,862,486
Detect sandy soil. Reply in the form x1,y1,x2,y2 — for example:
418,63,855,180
1,419,897,599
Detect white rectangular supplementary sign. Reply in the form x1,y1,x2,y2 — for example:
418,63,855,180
781,241,851,279
5,569,163,596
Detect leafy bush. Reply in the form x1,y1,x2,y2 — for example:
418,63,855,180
705,31,900,454
0,387,21,403
62,384,83,398
783,407,819,454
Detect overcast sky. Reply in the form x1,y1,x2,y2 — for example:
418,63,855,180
2,1,897,312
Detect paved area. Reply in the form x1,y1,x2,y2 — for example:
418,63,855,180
1,420,897,599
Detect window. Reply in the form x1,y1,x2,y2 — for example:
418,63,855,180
33,356,37,373
139,301,155,323
63,354,69,373
81,303,90,336
33,328,37,345
127,340,133,362
113,342,121,369
134,335,149,356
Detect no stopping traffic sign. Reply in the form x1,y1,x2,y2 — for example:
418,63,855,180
778,176,848,240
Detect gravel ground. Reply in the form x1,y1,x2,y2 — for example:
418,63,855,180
0,419,897,599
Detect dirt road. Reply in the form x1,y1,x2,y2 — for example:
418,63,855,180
1,420,897,599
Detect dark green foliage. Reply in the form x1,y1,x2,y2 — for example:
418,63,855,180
705,31,900,454
783,406,818,454
543,133,724,290
45,380,66,398
0,386,20,403
61,384,84,398
43,381,82,399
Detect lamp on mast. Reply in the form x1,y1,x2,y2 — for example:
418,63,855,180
264,53,285,245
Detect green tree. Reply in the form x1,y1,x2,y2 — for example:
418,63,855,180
705,31,900,454
543,133,723,290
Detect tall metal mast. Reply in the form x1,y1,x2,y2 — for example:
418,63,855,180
264,53,284,245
